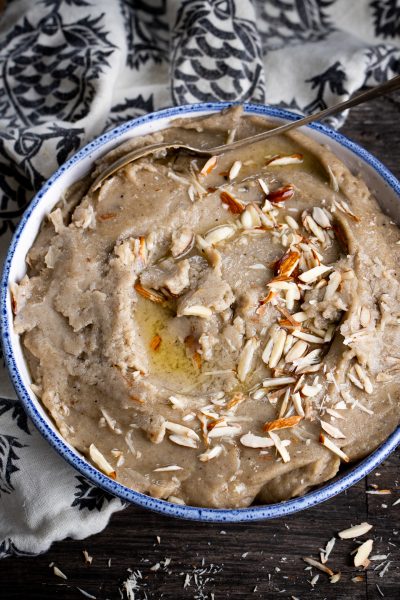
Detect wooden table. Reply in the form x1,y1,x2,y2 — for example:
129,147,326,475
1,95,399,599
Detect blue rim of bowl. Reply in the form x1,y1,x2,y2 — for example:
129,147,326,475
1,102,400,522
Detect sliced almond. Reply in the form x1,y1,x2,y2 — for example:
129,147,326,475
241,204,262,229
181,305,212,318
228,160,242,181
283,333,295,354
347,370,364,390
304,215,326,243
220,191,245,214
134,282,165,304
327,165,339,192
169,434,198,448
261,336,274,365
150,334,162,351
276,305,301,329
226,392,245,410
100,408,122,434
207,425,241,439
168,171,191,186
237,338,259,382
258,178,270,195
267,184,295,204
285,340,308,362
267,280,298,294
301,383,322,397
268,430,290,462
320,420,346,439
299,264,333,284
293,350,322,373
198,445,223,462
200,156,217,175
338,522,373,539
354,539,373,568
89,444,116,479
312,207,332,229
204,224,236,245
240,432,275,448
325,407,345,419
324,271,342,301
269,329,287,368
263,376,296,389
303,557,334,577
53,566,68,580
263,415,303,432
285,215,300,230
154,465,183,472
333,199,360,222
320,433,349,462
165,421,200,441
266,153,303,166
276,251,300,277
292,311,308,322
354,363,373,394
292,331,325,344
292,391,305,417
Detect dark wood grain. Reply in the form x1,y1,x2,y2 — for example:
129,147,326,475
0,94,399,600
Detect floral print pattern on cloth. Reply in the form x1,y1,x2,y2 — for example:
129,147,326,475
0,0,399,557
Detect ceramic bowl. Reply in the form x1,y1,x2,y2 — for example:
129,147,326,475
1,102,400,522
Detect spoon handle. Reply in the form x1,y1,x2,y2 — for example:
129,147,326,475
221,75,400,151
91,76,400,191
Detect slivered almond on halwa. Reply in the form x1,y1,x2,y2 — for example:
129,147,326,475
267,184,295,204
89,444,116,479
320,433,349,462
200,156,217,175
220,190,245,213
275,251,300,277
266,153,303,166
150,334,162,351
134,282,165,303
240,432,275,448
263,415,303,432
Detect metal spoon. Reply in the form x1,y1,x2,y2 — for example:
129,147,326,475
91,75,400,192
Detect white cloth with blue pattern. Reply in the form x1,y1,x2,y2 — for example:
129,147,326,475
0,0,399,557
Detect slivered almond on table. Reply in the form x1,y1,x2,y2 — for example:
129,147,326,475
338,522,373,539
354,539,374,568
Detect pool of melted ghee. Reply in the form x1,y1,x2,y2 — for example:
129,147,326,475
135,296,201,391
